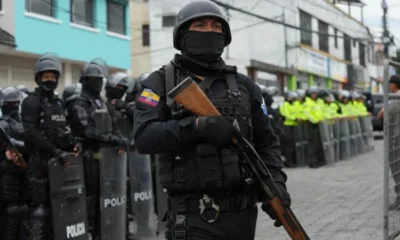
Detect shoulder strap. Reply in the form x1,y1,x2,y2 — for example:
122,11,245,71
224,65,241,101
166,62,176,108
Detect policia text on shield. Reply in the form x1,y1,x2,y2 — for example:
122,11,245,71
168,77,310,240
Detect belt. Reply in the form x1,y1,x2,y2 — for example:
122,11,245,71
169,194,255,213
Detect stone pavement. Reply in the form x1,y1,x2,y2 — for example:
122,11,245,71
155,140,384,240
255,139,384,240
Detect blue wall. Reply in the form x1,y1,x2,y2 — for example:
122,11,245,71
14,0,131,69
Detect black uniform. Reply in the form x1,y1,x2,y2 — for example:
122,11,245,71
66,59,130,239
261,90,283,136
22,53,76,240
0,87,30,240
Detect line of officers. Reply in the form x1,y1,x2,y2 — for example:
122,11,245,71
259,85,370,168
0,53,147,240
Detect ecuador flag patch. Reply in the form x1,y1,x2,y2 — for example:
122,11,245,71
138,88,160,107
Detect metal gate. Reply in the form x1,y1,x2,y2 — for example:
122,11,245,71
384,60,400,240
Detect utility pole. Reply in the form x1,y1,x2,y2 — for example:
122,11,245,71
283,7,288,68
382,0,389,57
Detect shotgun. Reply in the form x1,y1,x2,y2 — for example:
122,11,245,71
168,77,310,240
0,127,27,170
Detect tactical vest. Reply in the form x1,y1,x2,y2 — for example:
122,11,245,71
36,94,71,151
159,63,253,191
89,97,113,136
110,102,132,139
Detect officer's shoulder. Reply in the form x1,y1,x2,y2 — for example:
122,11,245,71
235,73,262,102
67,93,90,104
22,94,40,107
140,68,166,97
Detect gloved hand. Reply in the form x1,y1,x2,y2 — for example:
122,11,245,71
261,182,291,227
196,116,240,148
55,149,71,166
109,135,132,149
112,99,127,109
73,142,83,154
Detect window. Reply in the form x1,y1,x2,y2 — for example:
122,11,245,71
162,15,177,27
299,10,312,46
71,0,93,27
318,20,329,53
0,0,2,11
142,24,150,46
353,39,357,47
367,45,371,63
26,0,53,17
107,0,126,35
359,43,366,67
334,28,338,48
344,34,352,62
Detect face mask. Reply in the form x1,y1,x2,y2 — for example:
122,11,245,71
40,81,58,92
106,88,126,100
180,31,225,63
84,78,103,94
2,105,20,116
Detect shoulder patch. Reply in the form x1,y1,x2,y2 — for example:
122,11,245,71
138,88,160,107
261,103,268,115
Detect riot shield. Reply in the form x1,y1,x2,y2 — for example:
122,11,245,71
360,116,375,152
300,123,308,165
332,120,341,162
294,125,305,167
319,121,335,166
99,148,127,240
153,154,168,226
339,118,350,160
348,118,358,157
48,156,89,240
354,118,364,154
128,150,158,238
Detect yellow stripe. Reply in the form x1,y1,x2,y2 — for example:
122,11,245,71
140,89,160,101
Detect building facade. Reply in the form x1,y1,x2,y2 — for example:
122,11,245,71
141,0,381,92
0,0,131,91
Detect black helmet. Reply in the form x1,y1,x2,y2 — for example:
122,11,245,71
80,58,109,81
173,0,231,50
125,73,149,103
0,87,21,107
15,84,30,95
62,83,82,103
317,89,329,99
34,52,62,78
306,86,319,96
106,72,133,89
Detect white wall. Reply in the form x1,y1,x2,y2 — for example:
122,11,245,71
0,0,15,35
148,0,375,78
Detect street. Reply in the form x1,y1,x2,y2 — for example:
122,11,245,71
255,139,384,240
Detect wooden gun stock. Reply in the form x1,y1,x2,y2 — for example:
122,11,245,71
168,77,310,240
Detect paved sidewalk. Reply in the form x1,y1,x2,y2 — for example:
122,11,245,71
255,140,384,240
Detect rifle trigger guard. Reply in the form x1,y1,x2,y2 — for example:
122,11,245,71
199,194,220,223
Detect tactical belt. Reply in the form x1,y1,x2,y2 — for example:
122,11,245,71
169,195,254,213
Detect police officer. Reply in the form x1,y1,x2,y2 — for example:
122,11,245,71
104,72,135,239
261,86,283,135
21,53,79,240
279,91,298,167
133,1,290,239
66,59,131,239
304,87,325,168
0,87,29,240
338,90,351,116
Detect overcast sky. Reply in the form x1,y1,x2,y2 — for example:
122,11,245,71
337,0,400,45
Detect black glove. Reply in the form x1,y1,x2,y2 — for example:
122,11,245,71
196,116,240,148
109,135,131,149
113,99,127,109
261,181,291,227
55,149,71,166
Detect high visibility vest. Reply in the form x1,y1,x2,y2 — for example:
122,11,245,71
279,101,297,126
304,97,324,124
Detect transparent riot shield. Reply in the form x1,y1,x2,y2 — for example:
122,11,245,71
354,118,364,154
153,154,168,227
360,116,374,152
99,148,127,240
294,125,305,167
300,123,309,165
348,118,358,157
128,150,158,239
333,120,341,162
339,118,350,160
318,121,335,166
48,155,89,240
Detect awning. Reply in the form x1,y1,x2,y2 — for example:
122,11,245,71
0,28,16,47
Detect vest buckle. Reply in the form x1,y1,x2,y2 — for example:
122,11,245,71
199,194,220,223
